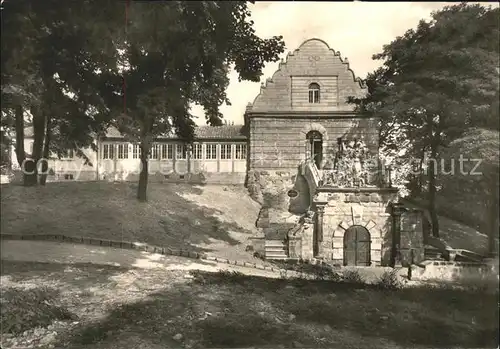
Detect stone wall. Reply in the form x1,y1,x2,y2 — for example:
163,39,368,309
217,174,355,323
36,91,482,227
247,168,313,256
250,38,367,112
411,260,499,282
315,189,399,266
248,117,379,172
245,38,377,174
400,209,425,264
247,169,310,214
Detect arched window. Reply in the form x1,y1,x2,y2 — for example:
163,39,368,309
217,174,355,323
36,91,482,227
308,83,320,103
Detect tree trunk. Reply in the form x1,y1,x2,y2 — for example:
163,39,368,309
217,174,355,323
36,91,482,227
486,176,499,257
428,143,440,238
14,105,25,167
137,141,149,202
416,149,425,193
39,117,51,186
15,104,35,187
487,196,498,257
24,110,45,186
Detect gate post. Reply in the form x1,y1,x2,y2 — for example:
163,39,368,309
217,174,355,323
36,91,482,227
390,202,406,267
315,205,325,257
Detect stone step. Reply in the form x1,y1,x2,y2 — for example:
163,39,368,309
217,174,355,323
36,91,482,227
424,248,443,259
266,247,286,253
265,240,286,247
265,253,288,260
453,249,485,263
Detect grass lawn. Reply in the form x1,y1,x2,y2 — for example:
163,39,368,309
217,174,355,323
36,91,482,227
2,180,491,258
0,182,261,262
1,260,498,349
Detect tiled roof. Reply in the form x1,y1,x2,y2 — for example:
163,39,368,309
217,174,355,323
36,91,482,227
104,125,247,140
23,125,247,140
193,125,246,140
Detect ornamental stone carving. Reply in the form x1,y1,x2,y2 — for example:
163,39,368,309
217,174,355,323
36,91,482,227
322,137,377,187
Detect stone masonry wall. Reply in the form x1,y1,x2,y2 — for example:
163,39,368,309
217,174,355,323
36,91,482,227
247,169,311,214
316,190,398,266
250,38,367,112
249,117,379,172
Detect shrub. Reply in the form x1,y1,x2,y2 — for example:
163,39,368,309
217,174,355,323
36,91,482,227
376,268,404,290
0,287,76,335
191,270,248,286
342,269,365,284
272,260,342,281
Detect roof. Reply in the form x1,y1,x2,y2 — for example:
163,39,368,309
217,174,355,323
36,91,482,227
193,125,246,140
23,125,247,141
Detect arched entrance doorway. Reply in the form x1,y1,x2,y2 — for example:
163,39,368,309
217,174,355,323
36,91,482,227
343,225,371,266
306,130,323,169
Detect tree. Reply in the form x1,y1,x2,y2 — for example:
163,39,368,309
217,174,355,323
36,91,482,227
111,1,285,201
440,128,499,256
350,3,499,237
1,0,123,186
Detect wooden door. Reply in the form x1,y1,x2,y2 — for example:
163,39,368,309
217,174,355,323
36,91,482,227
343,225,371,266
312,140,322,169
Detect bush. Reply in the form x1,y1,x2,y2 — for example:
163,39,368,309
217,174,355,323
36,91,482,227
0,287,76,335
272,260,342,281
191,270,248,286
375,268,404,290
341,269,365,284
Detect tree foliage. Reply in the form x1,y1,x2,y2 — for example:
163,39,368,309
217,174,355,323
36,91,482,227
1,0,123,184
109,1,285,201
350,3,499,238
1,1,285,198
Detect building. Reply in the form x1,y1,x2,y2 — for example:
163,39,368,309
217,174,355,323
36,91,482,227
243,38,423,267
11,38,424,266
13,124,248,184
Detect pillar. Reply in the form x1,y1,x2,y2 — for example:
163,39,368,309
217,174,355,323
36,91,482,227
315,205,325,257
390,202,406,267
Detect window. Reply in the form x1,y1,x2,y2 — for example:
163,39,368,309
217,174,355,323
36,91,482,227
308,82,320,103
205,143,217,160
176,143,186,159
117,144,128,159
151,144,160,159
61,149,75,159
220,144,232,160
192,143,203,160
103,144,115,159
161,144,174,160
132,144,141,159
235,144,247,160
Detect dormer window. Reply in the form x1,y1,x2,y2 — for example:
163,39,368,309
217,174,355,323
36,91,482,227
308,83,320,103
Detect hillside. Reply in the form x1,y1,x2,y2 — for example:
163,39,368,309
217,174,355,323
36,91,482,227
0,182,261,262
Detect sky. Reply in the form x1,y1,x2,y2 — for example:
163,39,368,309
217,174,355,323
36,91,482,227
190,1,497,126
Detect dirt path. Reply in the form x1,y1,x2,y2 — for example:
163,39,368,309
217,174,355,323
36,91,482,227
0,240,282,278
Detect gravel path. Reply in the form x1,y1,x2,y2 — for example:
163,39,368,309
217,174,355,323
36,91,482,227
0,240,282,278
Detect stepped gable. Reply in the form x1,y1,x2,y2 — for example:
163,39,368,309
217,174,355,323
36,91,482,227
247,38,368,113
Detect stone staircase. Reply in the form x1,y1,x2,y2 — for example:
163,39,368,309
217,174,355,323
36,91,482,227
265,239,288,260
424,246,486,263
451,249,486,263
424,247,445,261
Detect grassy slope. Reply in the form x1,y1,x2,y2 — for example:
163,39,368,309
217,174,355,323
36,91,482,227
0,182,261,262
1,180,491,256
410,128,499,254
1,261,497,349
